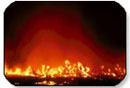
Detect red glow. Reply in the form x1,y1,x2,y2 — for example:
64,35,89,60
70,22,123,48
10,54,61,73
5,6,125,71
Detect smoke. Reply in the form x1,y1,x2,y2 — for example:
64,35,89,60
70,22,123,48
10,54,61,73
5,3,126,70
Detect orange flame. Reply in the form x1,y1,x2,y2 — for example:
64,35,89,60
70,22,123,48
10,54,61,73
5,60,125,80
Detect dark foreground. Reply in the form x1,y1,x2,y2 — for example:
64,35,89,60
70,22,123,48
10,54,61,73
5,76,121,86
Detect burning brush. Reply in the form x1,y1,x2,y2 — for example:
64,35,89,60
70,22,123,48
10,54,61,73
5,60,125,86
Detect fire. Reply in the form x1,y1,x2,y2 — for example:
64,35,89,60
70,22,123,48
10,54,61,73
5,60,125,85
5,65,35,77
5,60,91,78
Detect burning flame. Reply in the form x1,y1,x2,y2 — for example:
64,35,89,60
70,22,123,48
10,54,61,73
5,60,125,85
5,60,91,78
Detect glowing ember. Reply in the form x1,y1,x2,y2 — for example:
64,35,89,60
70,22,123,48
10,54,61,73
35,80,57,85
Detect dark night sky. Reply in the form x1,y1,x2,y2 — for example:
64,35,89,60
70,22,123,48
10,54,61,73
4,1,126,69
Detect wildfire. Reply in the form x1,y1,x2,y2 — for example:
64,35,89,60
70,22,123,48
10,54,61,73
5,60,90,78
5,60,125,85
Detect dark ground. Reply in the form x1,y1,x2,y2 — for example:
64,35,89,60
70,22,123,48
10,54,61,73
5,75,121,86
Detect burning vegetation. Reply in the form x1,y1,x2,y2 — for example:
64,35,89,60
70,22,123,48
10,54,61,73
4,2,126,86
5,60,125,86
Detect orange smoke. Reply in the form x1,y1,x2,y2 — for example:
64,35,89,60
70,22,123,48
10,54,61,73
5,6,126,72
